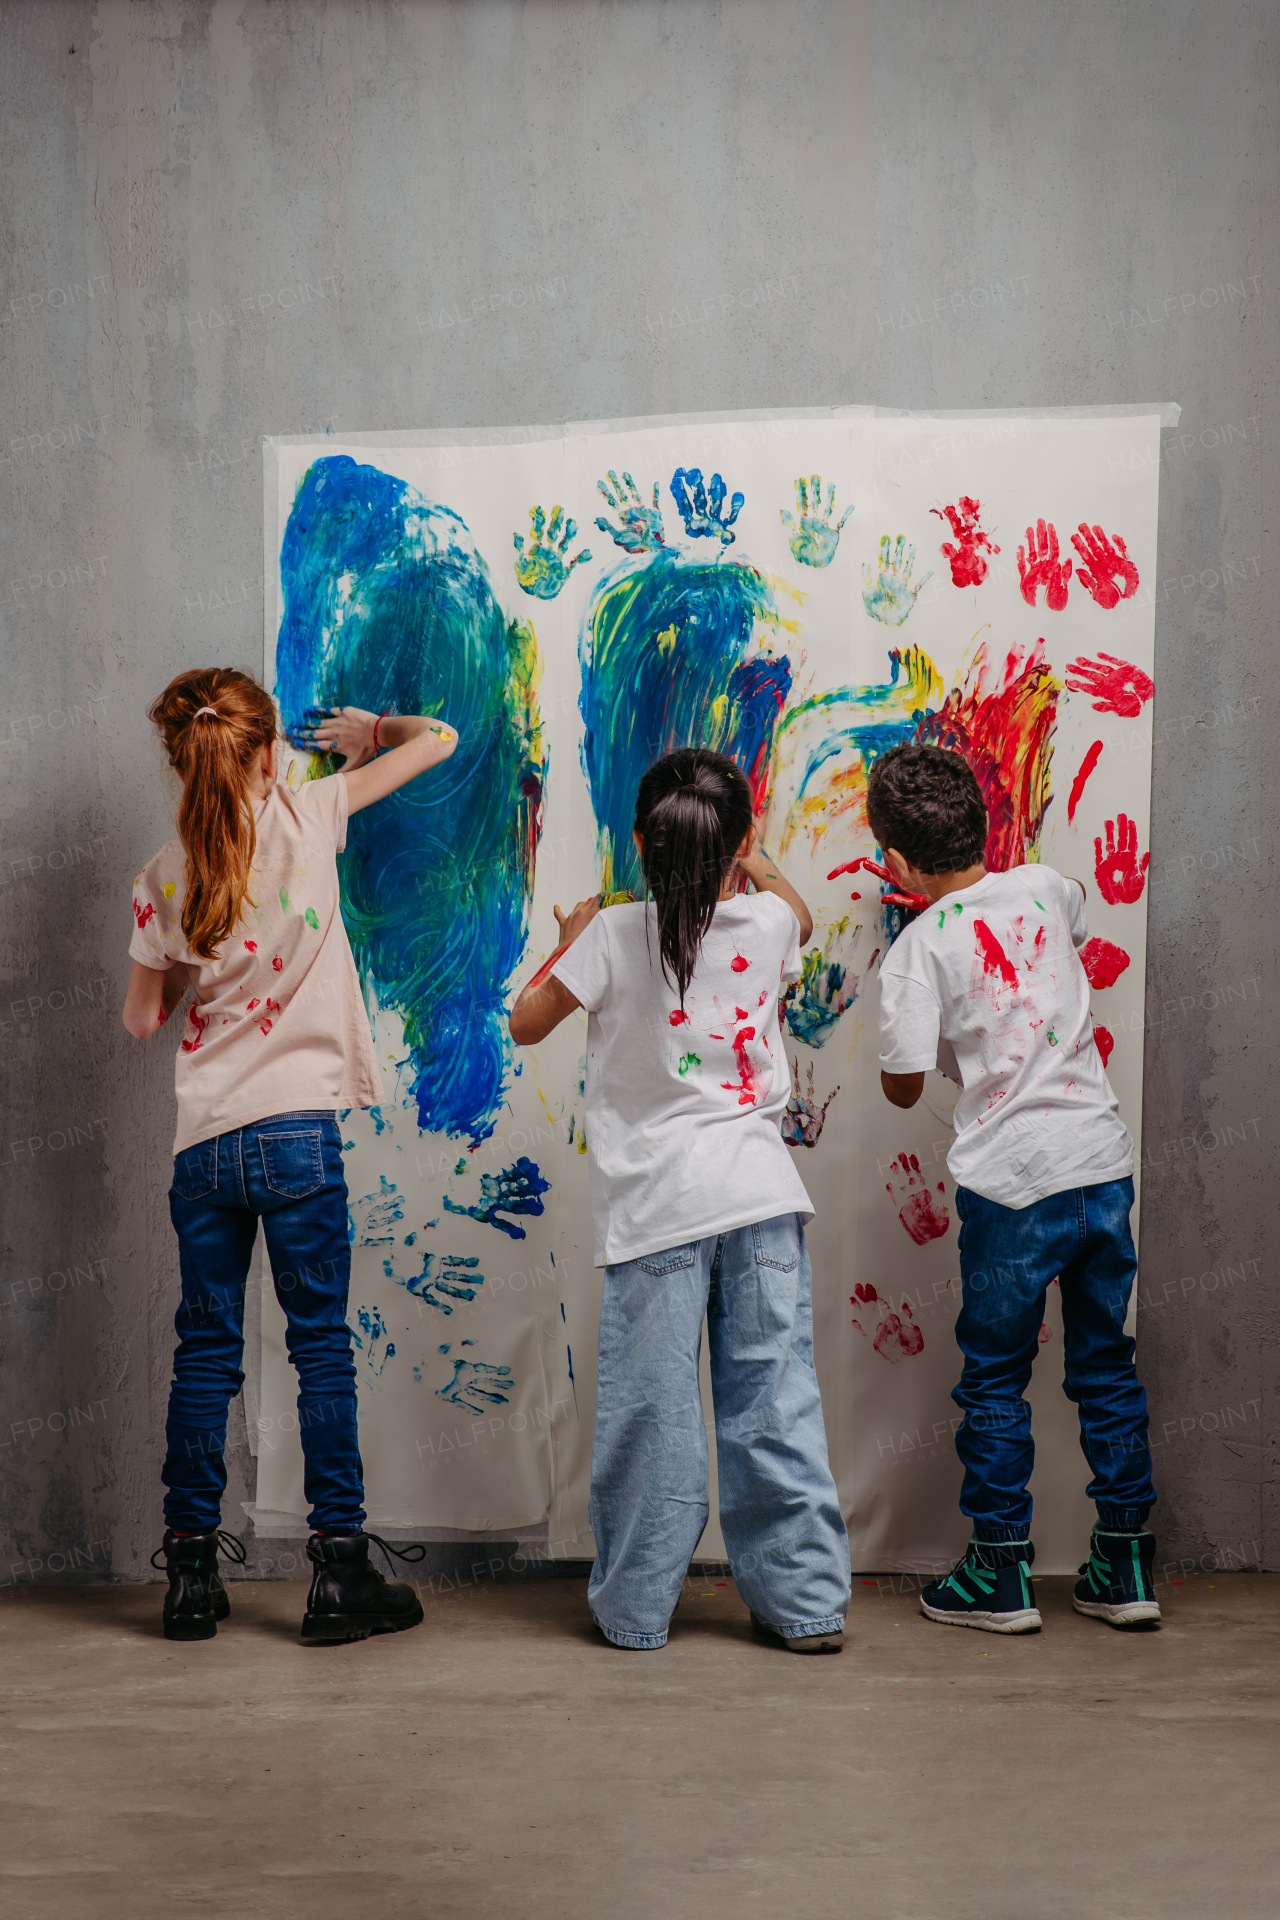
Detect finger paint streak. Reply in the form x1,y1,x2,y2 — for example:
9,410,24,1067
974,920,1019,992
579,550,796,897
274,455,545,1143
1067,740,1104,824
721,1026,761,1106
781,921,873,1047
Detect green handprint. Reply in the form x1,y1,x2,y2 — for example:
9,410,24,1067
862,535,932,626
595,470,666,553
780,474,854,568
513,504,591,599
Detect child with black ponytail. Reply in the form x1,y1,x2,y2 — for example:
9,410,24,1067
510,748,850,1652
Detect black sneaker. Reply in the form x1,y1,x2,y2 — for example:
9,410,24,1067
300,1533,427,1645
152,1529,247,1642
1073,1530,1161,1629
920,1538,1042,1634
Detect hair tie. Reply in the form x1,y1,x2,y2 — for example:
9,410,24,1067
193,707,219,719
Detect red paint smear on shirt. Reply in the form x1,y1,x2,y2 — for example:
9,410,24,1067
1093,1022,1116,1067
180,1008,208,1054
1067,739,1104,824
974,919,1019,991
730,954,750,973
1080,936,1130,989
915,638,1060,870
669,1008,690,1027
721,1026,760,1106
244,940,257,952
272,956,283,972
133,899,154,930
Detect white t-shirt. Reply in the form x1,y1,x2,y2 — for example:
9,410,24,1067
129,774,382,1155
877,866,1133,1210
551,893,814,1266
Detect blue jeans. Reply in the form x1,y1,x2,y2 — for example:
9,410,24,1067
588,1214,851,1648
163,1111,365,1535
953,1178,1155,1543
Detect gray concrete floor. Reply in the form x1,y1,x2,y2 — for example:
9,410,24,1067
2,1569,1275,1918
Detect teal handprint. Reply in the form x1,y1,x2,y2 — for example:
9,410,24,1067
862,535,932,626
595,470,666,553
513,504,591,599
670,467,744,546
436,1356,514,1415
780,474,855,568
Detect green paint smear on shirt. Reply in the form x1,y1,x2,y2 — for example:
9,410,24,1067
279,888,292,913
305,906,320,929
678,1051,702,1078
1047,1026,1059,1046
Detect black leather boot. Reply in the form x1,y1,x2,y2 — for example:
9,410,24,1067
300,1533,426,1645
152,1529,247,1642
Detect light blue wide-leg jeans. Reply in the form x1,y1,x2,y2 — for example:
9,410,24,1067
587,1213,851,1649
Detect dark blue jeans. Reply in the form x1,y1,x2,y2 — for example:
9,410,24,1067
953,1178,1155,1543
164,1111,365,1535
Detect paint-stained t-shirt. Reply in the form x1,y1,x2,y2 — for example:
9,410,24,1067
128,774,382,1155
551,893,813,1266
877,866,1133,1210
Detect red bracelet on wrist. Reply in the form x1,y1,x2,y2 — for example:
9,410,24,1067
372,710,391,754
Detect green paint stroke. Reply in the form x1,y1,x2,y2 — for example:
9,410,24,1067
678,1051,702,1078
305,906,320,930
279,889,292,913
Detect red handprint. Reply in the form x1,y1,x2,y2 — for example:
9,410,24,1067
885,1152,950,1246
1094,814,1149,905
1016,518,1072,611
1064,652,1154,718
1071,524,1140,609
1080,936,1130,989
828,856,928,912
874,1301,926,1363
931,495,1000,587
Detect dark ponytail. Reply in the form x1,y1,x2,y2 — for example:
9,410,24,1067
634,748,753,1007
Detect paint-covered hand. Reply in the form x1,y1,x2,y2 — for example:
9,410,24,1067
1016,518,1072,611
1070,525,1141,610
595,470,666,553
781,1056,840,1148
829,856,928,913
861,535,932,625
780,474,854,568
513,505,592,599
931,495,1000,587
1093,813,1149,905
553,896,601,948
436,1356,514,1415
670,467,745,546
1065,651,1154,717
288,705,378,767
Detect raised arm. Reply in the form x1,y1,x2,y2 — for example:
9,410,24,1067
509,898,598,1045
288,706,458,815
739,830,814,944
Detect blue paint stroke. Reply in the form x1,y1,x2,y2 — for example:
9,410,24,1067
384,1251,484,1316
670,468,744,546
275,455,545,1144
781,923,873,1048
352,1305,395,1377
579,550,793,896
436,1357,514,1415
351,1174,404,1246
443,1157,549,1241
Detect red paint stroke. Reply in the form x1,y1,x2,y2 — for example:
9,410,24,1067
1067,740,1104,824
1093,1022,1116,1067
709,1032,724,1040
1070,524,1140,609
974,920,1019,992
180,1008,208,1054
853,1283,879,1304
247,998,261,1012
133,898,154,930
733,1006,749,1022
1080,936,1130,989
757,990,767,1007
721,1026,760,1106
526,941,571,993
259,995,281,1036
244,940,257,952
1065,652,1154,718
885,1151,951,1246
874,1300,925,1363
669,1008,690,1027
730,954,750,973
1038,1322,1053,1345
931,496,1000,587
272,955,283,972
1016,518,1072,610
1094,813,1149,905
914,638,1060,871
828,856,928,912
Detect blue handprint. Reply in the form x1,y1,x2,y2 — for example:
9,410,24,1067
595,470,666,553
513,504,591,599
436,1356,514,1414
780,475,854,569
862,535,932,626
670,467,744,546
383,1251,484,1317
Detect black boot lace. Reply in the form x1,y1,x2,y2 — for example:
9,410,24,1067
150,1528,249,1572
305,1532,428,1572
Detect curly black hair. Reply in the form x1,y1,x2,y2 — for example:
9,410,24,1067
865,743,987,875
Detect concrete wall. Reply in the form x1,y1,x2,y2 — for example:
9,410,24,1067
1,0,1274,1586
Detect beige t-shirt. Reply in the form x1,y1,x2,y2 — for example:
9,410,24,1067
129,773,382,1154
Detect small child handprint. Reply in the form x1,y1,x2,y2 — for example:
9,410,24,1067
850,1282,926,1362
885,1151,950,1245
862,536,932,626
670,467,744,546
1093,813,1149,905
931,496,1000,587
436,1355,514,1415
513,505,591,599
1071,523,1140,609
1065,652,1154,717
595,470,666,553
1016,518,1072,610
781,1058,841,1148
780,475,854,568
